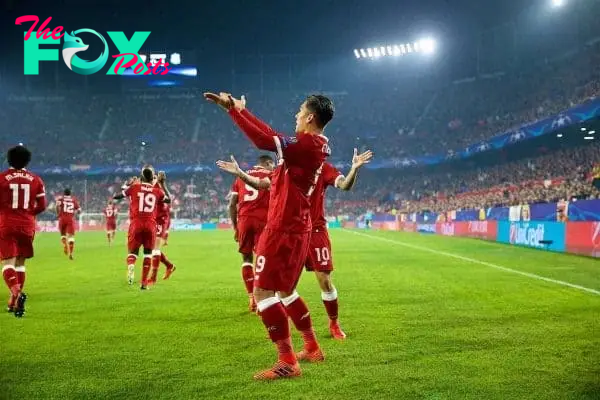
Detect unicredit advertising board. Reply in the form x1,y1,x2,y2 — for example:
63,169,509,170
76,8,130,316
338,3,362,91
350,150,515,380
497,221,566,252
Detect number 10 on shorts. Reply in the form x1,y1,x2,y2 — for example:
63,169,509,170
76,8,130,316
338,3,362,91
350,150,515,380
315,247,330,266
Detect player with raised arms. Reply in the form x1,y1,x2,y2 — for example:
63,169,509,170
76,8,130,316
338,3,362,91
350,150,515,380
56,188,81,260
114,166,170,289
104,199,118,246
218,148,373,340
148,171,176,286
0,145,47,317
206,91,332,380
228,155,274,312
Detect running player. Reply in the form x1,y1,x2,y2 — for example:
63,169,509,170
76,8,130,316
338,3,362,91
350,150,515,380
56,188,81,260
104,199,118,246
148,171,176,286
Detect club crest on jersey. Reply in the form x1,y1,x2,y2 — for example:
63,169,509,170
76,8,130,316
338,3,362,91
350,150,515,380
281,136,297,148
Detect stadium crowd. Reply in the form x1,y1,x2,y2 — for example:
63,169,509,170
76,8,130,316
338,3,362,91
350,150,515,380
2,43,599,166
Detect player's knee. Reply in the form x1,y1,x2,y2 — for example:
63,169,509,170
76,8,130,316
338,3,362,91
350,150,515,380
316,271,333,292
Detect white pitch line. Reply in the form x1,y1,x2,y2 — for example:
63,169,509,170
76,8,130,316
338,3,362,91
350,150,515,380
344,230,600,296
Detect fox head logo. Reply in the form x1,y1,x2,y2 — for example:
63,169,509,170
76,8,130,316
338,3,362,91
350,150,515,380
62,29,109,75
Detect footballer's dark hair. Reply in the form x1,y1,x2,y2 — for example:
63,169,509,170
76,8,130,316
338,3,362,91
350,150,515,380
141,165,154,183
258,155,274,166
305,94,335,129
64,188,72,196
7,145,31,170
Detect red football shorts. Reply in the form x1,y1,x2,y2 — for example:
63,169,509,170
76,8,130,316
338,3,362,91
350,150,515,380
0,227,34,260
237,216,266,255
305,228,334,272
59,219,75,236
155,220,168,240
106,219,117,231
254,227,310,293
128,220,156,252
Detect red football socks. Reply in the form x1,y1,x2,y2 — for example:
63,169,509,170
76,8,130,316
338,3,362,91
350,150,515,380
2,265,20,296
107,233,111,244
160,253,173,269
150,253,160,282
241,263,254,294
15,267,26,291
322,289,339,321
61,237,67,251
126,254,137,266
141,256,151,285
282,294,319,352
258,299,296,365
68,240,75,255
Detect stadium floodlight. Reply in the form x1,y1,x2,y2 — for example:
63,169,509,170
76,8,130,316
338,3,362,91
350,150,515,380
419,38,436,54
589,130,596,135
354,49,360,58
141,141,146,146
393,45,401,56
380,46,386,56
552,0,564,7
400,44,406,54
584,136,594,140
386,46,393,55
413,41,421,52
407,43,413,53
360,49,367,58
581,127,587,131
18,142,23,145
367,48,373,58
556,134,563,138
374,48,381,57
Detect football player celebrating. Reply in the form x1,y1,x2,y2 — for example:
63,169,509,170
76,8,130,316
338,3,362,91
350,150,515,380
56,188,81,260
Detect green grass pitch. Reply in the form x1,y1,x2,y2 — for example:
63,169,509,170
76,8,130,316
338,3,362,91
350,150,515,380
1,230,599,400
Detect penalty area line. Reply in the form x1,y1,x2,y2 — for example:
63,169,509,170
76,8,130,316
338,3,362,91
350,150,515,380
343,230,600,296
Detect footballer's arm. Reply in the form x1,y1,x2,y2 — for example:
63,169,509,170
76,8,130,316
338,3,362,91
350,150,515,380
336,149,373,191
216,156,271,190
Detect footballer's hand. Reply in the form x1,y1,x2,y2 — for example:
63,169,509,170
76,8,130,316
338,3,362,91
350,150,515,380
216,155,243,176
157,171,166,184
229,95,246,111
204,92,234,110
351,148,373,169
234,229,239,242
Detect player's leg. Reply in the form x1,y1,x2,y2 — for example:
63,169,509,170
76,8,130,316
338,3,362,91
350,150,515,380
13,254,29,318
307,230,346,339
238,219,256,311
126,225,140,284
0,232,21,314
149,225,163,286
277,231,323,363
252,230,301,380
140,226,156,290
315,271,345,340
59,221,68,255
67,233,75,260
156,223,176,280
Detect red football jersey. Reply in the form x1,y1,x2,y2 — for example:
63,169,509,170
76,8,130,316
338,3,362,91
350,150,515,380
56,195,81,221
227,108,331,233
230,166,272,220
310,162,343,231
123,182,166,223
268,133,330,233
0,168,46,231
104,204,118,221
156,201,171,223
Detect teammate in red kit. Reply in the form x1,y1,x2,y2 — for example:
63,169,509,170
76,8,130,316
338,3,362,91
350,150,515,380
206,91,332,380
104,200,118,246
228,155,274,312
56,188,81,260
0,145,47,317
218,149,373,340
148,171,176,286
114,166,170,289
